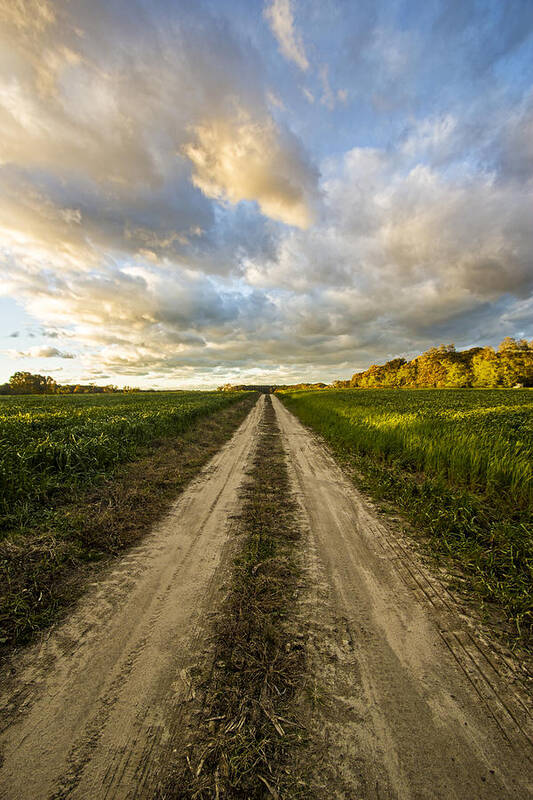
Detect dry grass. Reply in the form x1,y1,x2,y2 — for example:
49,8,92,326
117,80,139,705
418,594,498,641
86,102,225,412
159,396,309,800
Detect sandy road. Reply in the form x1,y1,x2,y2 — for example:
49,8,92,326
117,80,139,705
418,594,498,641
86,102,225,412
0,395,265,800
272,394,533,799
1,392,532,799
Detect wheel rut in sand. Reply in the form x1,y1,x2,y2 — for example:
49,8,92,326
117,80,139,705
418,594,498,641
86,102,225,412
0,396,266,800
272,393,533,799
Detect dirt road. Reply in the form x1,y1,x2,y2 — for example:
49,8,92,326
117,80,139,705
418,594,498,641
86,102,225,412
1,393,532,799
272,394,533,799
0,396,265,800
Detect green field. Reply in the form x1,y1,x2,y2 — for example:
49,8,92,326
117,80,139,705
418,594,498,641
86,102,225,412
280,388,533,640
281,389,533,505
0,391,245,532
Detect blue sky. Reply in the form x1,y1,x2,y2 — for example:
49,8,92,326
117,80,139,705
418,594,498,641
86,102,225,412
1,0,532,387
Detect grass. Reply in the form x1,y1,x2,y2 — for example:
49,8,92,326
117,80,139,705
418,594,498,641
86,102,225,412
280,388,533,644
159,396,309,800
0,393,256,653
0,391,248,532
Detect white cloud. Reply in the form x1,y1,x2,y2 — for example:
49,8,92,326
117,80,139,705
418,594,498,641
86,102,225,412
319,64,335,110
264,0,309,71
7,346,75,359
184,108,317,228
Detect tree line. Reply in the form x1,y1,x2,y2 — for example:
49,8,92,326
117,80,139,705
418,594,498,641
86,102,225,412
0,372,140,395
333,338,533,389
3,338,533,395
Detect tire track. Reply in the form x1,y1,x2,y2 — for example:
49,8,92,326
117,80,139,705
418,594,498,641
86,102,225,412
273,394,533,800
0,397,265,800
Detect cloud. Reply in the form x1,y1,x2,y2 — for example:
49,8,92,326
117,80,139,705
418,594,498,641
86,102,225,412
7,346,75,359
264,0,309,71
318,64,335,110
184,108,318,228
0,0,532,386
0,0,56,34
3,98,533,384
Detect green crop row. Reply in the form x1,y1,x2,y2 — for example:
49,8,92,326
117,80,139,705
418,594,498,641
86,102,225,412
0,391,247,531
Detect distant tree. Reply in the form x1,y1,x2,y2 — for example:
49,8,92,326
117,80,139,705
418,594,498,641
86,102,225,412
344,338,533,390
381,358,406,387
396,360,418,387
332,379,350,388
415,347,449,387
46,376,58,394
472,348,500,387
9,372,55,394
497,338,529,387
444,362,471,388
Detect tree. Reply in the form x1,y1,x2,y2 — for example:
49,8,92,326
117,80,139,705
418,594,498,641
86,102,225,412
396,360,418,387
332,380,350,388
497,338,529,387
345,339,533,390
472,348,499,387
9,372,50,394
444,362,471,388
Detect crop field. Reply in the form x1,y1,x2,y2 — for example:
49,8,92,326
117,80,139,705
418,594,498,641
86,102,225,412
280,388,533,638
0,391,245,532
280,389,533,506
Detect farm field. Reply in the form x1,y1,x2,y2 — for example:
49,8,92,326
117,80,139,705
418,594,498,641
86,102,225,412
280,388,533,640
0,390,246,531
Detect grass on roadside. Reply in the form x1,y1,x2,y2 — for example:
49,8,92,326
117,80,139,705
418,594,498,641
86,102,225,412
280,390,533,646
0,395,256,654
159,396,309,800
1,391,247,532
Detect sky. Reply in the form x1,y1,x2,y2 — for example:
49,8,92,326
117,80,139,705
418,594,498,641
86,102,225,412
0,0,532,389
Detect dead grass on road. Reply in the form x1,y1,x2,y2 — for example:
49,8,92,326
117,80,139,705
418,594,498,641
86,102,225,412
159,396,309,800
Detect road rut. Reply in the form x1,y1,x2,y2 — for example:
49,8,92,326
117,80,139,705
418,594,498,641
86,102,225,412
272,394,533,799
0,396,265,800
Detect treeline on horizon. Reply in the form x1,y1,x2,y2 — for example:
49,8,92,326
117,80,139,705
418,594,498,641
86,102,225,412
3,338,533,396
334,337,533,390
222,338,533,393
0,371,141,395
